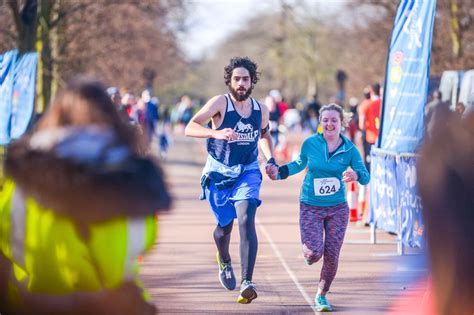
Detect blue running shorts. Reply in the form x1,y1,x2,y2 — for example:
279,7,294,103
205,169,262,226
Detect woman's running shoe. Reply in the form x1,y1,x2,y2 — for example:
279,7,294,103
314,294,333,312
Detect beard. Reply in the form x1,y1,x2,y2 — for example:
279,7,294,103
229,85,253,102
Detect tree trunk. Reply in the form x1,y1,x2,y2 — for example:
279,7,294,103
37,0,55,110
274,0,289,92
449,0,462,58
8,0,38,54
50,2,63,100
307,76,318,99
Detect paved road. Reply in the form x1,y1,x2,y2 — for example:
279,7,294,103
141,135,425,314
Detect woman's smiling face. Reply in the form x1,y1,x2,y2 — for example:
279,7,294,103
320,110,342,139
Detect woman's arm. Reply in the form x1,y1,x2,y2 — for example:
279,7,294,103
278,143,308,180
350,148,370,185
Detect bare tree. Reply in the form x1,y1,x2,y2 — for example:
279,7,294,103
0,0,189,110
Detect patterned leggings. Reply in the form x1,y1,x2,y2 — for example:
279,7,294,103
300,202,349,293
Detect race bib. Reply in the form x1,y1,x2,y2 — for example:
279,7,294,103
314,177,340,196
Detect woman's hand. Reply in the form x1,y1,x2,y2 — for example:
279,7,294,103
342,170,358,183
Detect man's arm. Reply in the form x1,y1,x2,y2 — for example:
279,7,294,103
258,101,274,161
184,95,236,141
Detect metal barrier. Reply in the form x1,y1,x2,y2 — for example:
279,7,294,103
369,148,422,255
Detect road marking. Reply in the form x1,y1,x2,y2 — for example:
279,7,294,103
346,240,397,244
370,252,401,257
256,218,318,314
395,266,428,272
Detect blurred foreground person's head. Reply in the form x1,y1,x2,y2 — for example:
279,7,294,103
38,77,143,153
6,76,170,221
2,77,170,314
418,112,474,315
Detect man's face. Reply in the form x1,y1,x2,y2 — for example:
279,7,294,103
229,67,252,101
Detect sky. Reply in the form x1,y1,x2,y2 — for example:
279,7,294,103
180,0,346,60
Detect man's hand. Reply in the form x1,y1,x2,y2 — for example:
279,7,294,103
265,158,279,180
213,128,237,141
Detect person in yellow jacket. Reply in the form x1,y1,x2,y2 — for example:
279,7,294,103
0,77,171,314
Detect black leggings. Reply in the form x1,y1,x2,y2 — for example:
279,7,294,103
213,199,258,281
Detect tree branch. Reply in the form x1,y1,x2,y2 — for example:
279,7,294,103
0,27,17,42
7,0,22,35
50,2,92,28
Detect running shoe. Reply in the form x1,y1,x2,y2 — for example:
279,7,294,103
314,294,333,312
237,280,258,304
216,252,236,290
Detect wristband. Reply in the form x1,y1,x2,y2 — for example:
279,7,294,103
278,165,289,179
267,157,276,165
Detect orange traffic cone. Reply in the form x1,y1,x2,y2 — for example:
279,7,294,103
348,182,358,222
362,185,370,223
358,183,366,219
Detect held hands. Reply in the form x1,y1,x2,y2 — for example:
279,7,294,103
265,158,279,180
342,170,358,183
213,128,237,141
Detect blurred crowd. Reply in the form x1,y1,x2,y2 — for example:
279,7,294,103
112,81,385,169
103,79,474,174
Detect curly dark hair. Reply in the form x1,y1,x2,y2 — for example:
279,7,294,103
224,57,260,86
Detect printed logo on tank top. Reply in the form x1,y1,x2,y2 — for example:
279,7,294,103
229,119,259,145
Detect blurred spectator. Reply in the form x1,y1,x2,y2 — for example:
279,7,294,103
159,131,169,160
107,86,129,122
121,92,135,117
425,99,451,139
304,94,321,133
270,89,288,122
307,108,319,133
143,90,159,145
347,97,359,141
389,112,474,315
455,102,465,116
0,77,171,314
282,108,301,131
265,95,280,147
335,69,347,104
173,95,193,133
424,90,442,117
107,86,121,108
179,98,193,126
131,98,146,130
360,83,381,169
357,87,371,131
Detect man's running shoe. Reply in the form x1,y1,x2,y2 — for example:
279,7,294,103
237,280,257,304
216,252,236,290
314,294,333,312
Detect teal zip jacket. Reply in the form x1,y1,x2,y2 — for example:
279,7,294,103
281,133,370,207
